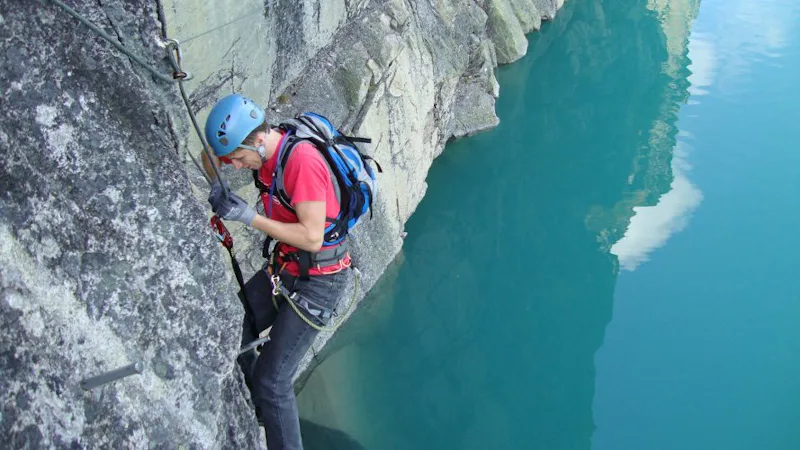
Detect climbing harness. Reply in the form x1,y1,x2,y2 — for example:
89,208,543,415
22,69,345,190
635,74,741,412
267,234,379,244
266,251,361,333
260,236,351,281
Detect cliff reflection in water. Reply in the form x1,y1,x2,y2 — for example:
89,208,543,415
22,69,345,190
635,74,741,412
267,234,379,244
298,0,700,449
601,0,704,271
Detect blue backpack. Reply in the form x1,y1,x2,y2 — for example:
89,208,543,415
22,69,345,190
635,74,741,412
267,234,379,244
267,112,381,246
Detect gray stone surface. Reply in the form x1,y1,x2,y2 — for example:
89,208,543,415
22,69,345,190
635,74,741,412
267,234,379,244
1,0,566,446
1,1,260,448
486,0,529,64
509,0,543,32
534,0,564,20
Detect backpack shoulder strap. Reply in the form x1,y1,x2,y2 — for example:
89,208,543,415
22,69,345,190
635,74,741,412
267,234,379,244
270,133,300,215
272,133,341,221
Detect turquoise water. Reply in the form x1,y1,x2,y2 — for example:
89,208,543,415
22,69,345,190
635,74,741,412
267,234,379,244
298,1,800,449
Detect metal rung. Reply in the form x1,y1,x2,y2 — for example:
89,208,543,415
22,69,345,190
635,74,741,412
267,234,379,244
81,362,144,390
238,336,271,355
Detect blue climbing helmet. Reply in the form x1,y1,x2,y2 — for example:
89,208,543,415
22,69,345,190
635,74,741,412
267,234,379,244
204,94,265,158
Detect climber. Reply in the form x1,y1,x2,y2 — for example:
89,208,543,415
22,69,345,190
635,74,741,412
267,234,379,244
202,93,372,450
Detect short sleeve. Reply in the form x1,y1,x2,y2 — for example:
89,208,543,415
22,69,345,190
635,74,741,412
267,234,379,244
283,143,330,206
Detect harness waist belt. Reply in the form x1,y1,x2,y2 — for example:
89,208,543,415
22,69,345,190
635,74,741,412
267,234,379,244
280,242,348,266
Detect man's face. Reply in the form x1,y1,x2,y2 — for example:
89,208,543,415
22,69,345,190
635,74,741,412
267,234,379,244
224,148,262,170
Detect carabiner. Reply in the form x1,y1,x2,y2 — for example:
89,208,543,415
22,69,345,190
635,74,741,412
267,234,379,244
270,274,281,296
165,39,182,62
164,39,193,81
210,215,233,249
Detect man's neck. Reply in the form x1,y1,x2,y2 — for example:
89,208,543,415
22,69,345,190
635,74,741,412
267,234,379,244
263,128,284,160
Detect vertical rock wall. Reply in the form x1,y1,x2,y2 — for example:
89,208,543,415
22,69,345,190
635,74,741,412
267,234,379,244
1,0,565,446
1,1,260,448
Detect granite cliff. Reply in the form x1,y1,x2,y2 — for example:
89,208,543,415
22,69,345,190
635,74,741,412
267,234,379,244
1,0,564,446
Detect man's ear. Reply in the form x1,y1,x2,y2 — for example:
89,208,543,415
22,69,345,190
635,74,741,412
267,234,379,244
260,130,272,146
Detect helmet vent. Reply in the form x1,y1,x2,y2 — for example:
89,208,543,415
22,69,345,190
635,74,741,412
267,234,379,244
250,109,258,119
219,136,228,146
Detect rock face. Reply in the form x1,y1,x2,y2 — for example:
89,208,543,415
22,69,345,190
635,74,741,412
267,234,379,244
0,0,564,447
1,1,260,448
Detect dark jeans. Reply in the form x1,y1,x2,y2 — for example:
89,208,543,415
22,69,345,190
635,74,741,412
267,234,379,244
237,267,350,450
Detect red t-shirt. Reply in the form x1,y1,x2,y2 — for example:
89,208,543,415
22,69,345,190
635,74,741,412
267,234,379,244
256,132,350,276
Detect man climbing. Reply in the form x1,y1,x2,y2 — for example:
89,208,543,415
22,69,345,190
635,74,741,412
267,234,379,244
202,94,356,450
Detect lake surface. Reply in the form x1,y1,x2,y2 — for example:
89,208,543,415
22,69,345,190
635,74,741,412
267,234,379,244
298,0,800,449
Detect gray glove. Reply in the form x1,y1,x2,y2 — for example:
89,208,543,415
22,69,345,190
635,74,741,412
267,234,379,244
213,192,256,225
208,179,230,209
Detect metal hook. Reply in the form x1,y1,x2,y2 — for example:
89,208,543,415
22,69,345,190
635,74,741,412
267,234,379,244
271,274,282,296
165,39,182,61
238,336,271,355
164,39,193,81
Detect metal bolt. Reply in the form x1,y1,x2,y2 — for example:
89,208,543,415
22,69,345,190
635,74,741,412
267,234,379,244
80,362,144,391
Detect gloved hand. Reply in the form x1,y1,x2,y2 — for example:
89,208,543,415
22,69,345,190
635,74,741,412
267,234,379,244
213,192,256,225
207,178,230,209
